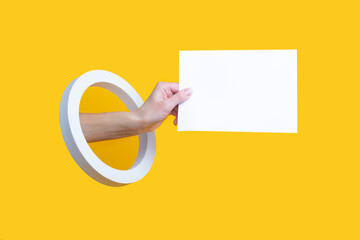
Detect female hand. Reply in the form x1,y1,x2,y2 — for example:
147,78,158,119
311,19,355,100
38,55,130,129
80,82,192,142
134,82,192,132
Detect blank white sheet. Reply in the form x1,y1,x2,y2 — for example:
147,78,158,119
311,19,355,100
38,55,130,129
178,50,297,133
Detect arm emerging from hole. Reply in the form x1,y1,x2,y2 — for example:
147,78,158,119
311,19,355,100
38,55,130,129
80,82,192,143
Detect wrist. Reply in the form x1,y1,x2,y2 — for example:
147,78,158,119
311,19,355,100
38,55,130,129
129,110,148,135
108,111,145,138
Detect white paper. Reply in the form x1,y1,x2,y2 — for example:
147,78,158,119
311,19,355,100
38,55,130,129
178,50,297,133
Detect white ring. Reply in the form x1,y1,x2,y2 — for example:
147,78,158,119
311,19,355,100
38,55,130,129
59,70,156,186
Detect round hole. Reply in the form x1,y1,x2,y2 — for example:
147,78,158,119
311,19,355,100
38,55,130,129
79,86,139,170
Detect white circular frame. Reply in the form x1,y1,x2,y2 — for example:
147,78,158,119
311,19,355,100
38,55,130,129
59,70,156,186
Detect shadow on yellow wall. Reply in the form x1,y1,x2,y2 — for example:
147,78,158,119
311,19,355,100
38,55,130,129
79,86,138,170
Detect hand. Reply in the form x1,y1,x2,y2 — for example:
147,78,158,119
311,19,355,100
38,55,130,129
134,82,192,133
80,82,192,143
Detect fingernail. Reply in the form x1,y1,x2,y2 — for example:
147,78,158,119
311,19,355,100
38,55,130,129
185,88,193,96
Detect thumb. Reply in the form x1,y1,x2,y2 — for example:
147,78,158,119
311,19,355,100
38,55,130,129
165,88,192,111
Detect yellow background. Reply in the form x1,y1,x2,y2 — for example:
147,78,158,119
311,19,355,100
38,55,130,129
1,0,359,239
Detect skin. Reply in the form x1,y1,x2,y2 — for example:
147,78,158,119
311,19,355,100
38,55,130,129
80,82,192,143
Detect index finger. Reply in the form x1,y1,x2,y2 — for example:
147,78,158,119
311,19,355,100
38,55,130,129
162,82,179,94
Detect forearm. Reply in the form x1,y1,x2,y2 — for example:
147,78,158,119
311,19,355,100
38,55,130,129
79,112,144,143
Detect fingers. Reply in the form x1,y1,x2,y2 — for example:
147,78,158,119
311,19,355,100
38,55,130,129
156,82,179,94
165,88,192,111
167,82,179,94
151,82,191,127
171,106,178,126
170,105,178,116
